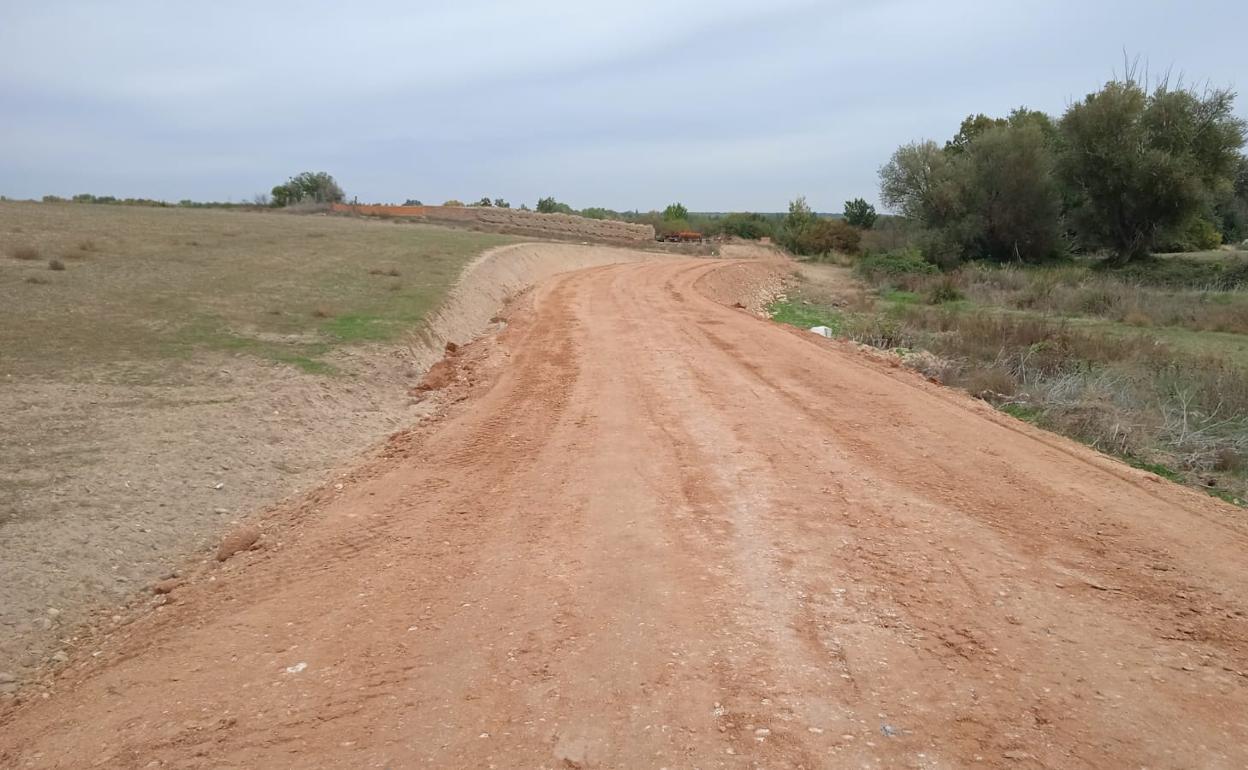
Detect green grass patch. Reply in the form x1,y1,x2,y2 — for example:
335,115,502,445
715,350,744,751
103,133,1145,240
323,313,391,342
1125,457,1184,483
880,289,920,306
768,299,842,333
999,403,1043,423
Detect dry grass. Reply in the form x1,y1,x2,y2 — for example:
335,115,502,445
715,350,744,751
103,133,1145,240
776,253,1248,504
0,200,518,377
10,244,40,260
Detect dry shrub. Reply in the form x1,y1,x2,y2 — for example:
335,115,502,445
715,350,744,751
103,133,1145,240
1123,310,1152,327
957,366,1018,398
48,258,66,271
77,239,98,252
311,306,334,318
24,275,51,285
369,267,401,277
10,244,40,260
902,349,960,383
1045,402,1148,457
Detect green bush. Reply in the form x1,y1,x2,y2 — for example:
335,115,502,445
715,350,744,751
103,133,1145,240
855,249,938,281
924,275,964,304
719,212,773,240
799,219,862,257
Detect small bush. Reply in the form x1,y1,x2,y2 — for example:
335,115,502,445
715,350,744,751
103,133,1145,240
311,306,334,318
77,239,98,252
10,244,40,260
855,249,938,282
924,276,964,304
48,259,66,271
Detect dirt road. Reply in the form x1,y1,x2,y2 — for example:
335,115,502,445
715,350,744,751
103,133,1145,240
3,256,1247,768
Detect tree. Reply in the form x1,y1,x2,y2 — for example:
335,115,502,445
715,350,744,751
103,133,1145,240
403,198,423,206
663,202,689,221
1058,79,1246,263
783,196,816,238
719,212,773,240
1214,154,1248,242
270,172,344,207
880,123,1062,264
536,196,573,214
475,197,493,207
945,108,1057,155
801,219,861,256
843,198,877,229
879,141,958,226
956,124,1063,262
493,198,510,209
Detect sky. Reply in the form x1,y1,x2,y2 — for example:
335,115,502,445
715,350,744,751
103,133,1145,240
2,0,1246,212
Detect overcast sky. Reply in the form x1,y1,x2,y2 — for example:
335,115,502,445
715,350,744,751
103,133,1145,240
2,1,1245,212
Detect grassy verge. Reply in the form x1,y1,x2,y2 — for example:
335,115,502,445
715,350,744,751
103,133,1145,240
771,250,1248,507
1,201,518,377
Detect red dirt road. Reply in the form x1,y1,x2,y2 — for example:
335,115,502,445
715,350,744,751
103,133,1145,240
3,258,1248,768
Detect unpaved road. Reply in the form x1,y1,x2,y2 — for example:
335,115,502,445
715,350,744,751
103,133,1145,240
3,257,1247,768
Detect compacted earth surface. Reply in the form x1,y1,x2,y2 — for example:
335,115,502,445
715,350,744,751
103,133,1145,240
2,251,1246,768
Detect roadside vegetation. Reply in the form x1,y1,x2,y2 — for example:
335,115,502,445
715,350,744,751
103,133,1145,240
772,246,1248,507
767,65,1248,507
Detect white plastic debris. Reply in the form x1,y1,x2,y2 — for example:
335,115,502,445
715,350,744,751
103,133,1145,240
809,325,835,338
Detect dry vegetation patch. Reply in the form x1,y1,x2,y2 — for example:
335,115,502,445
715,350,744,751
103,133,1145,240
771,251,1248,505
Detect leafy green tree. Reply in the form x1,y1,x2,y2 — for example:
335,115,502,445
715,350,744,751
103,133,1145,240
945,108,1057,155
778,194,818,243
719,212,773,239
403,198,423,206
956,124,1063,262
881,124,1062,263
1214,154,1248,242
800,219,861,256
663,202,689,221
270,172,344,207
475,197,493,207
1058,80,1246,263
536,196,574,214
879,141,959,226
493,198,510,208
579,207,609,220
843,198,878,229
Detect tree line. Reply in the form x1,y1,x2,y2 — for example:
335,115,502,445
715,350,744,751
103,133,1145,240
879,72,1248,266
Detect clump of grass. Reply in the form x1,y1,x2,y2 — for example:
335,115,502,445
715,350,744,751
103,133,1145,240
10,244,40,261
48,259,66,271
854,248,937,286
924,275,964,304
369,267,401,277
77,239,98,252
24,275,51,285
768,299,841,332
311,306,334,319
